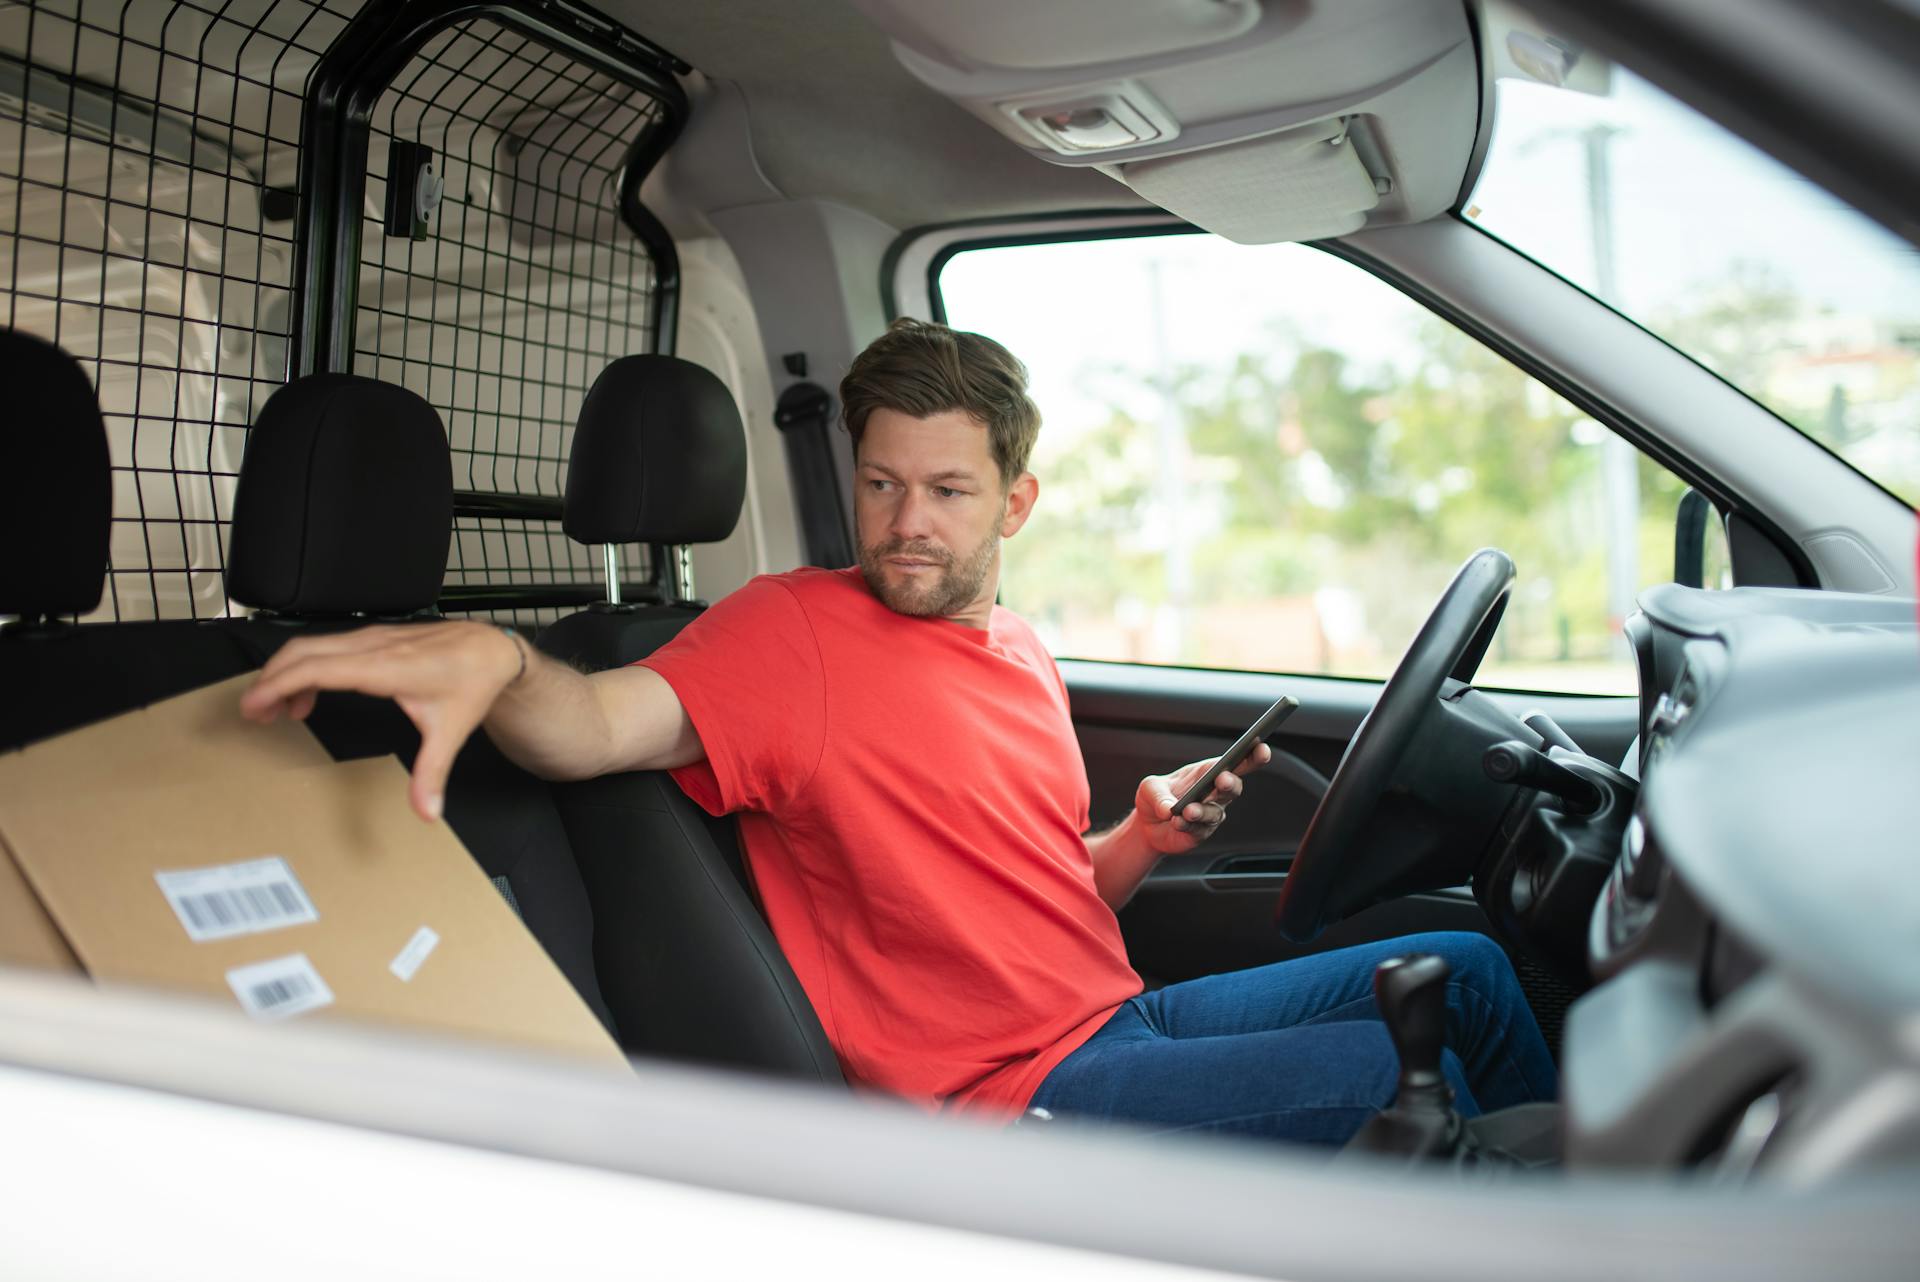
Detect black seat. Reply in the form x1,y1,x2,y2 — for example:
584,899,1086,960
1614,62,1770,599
0,328,262,743
1,344,615,1037
539,354,842,1085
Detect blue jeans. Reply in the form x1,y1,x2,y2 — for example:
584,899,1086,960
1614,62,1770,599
1030,932,1557,1146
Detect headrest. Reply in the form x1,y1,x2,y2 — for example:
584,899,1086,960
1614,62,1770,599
563,355,747,546
228,373,452,615
0,330,110,619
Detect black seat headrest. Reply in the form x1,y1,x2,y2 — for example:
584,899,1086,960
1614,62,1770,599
563,355,747,546
1,330,111,620
228,373,452,616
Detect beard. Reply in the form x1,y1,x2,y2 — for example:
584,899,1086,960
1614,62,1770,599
858,529,999,618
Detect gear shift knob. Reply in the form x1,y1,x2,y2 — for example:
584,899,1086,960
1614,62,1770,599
1336,953,1473,1163
1374,953,1452,1109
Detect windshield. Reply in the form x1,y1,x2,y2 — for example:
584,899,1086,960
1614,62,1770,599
1465,29,1920,506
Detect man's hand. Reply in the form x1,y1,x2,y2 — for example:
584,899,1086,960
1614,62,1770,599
1133,742,1274,856
240,622,524,823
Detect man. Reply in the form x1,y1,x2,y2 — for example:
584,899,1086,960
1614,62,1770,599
242,319,1554,1141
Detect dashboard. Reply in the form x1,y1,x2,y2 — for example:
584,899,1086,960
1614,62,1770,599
1562,584,1920,1177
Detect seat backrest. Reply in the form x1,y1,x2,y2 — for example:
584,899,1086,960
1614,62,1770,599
0,330,261,743
539,354,843,1085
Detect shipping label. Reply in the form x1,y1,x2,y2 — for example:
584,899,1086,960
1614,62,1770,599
226,952,333,1020
154,856,318,943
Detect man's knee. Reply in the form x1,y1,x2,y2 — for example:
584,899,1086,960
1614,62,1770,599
1333,1026,1481,1119
1401,930,1517,986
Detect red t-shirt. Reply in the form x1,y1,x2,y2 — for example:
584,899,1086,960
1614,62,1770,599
636,567,1141,1116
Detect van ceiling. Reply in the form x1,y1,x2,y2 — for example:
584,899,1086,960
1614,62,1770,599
601,0,1150,228
604,0,1482,239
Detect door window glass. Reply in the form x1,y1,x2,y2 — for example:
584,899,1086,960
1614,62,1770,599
938,235,1711,694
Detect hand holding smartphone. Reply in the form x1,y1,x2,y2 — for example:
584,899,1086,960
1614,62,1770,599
1171,695,1299,816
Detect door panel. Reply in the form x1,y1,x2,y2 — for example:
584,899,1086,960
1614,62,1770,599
1064,658,1639,983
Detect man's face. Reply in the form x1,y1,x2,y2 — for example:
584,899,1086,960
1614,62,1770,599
854,407,1034,620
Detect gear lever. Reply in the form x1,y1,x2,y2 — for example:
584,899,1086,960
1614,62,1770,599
1336,953,1472,1163
1375,954,1454,1115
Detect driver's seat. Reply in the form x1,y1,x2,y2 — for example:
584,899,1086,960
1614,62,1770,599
542,355,842,1085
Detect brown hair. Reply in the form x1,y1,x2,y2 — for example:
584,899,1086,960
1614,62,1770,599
839,318,1041,488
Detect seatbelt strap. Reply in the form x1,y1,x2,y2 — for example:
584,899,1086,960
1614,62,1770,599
773,382,855,568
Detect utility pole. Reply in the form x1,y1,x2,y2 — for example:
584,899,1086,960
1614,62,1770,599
1147,258,1190,660
1586,123,1640,661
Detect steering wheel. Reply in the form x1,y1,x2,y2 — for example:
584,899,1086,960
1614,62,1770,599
1274,549,1516,942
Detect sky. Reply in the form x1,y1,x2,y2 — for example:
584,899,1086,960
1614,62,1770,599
1468,75,1920,322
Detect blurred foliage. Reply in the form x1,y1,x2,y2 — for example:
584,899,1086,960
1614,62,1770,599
999,257,1920,685
1003,308,1708,684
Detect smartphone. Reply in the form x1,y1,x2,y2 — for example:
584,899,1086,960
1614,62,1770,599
1172,695,1300,816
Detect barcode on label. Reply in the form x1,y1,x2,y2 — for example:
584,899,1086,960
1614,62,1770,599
155,857,318,942
226,953,333,1021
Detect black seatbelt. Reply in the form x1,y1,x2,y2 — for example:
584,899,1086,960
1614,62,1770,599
773,381,855,568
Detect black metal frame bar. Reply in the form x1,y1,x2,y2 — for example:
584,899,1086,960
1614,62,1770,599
438,580,665,612
290,0,688,618
292,0,686,377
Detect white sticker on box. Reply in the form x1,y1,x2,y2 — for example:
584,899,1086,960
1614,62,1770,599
154,856,318,942
226,953,333,1021
388,925,439,982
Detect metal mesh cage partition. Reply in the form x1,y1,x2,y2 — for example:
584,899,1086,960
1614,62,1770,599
0,0,360,621
357,16,665,628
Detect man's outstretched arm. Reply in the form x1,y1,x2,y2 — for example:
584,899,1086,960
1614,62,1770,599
1083,743,1272,911
239,621,701,822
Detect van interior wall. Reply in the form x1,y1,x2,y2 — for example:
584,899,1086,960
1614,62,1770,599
674,234,800,588
644,75,899,566
705,198,897,554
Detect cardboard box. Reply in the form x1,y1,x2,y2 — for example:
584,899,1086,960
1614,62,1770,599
0,677,625,1067
0,674,331,973
0,846,77,971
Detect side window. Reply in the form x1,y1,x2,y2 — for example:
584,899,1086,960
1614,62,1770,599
938,234,1710,695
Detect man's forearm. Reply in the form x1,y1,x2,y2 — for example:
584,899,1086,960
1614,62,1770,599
483,633,702,782
1085,811,1163,911
480,636,621,781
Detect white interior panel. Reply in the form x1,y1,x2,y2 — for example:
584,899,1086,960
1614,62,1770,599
675,235,801,593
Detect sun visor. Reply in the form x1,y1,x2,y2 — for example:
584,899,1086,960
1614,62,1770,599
1118,120,1381,245
857,0,1475,233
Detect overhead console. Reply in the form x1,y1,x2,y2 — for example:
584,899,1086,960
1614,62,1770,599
848,0,1480,243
